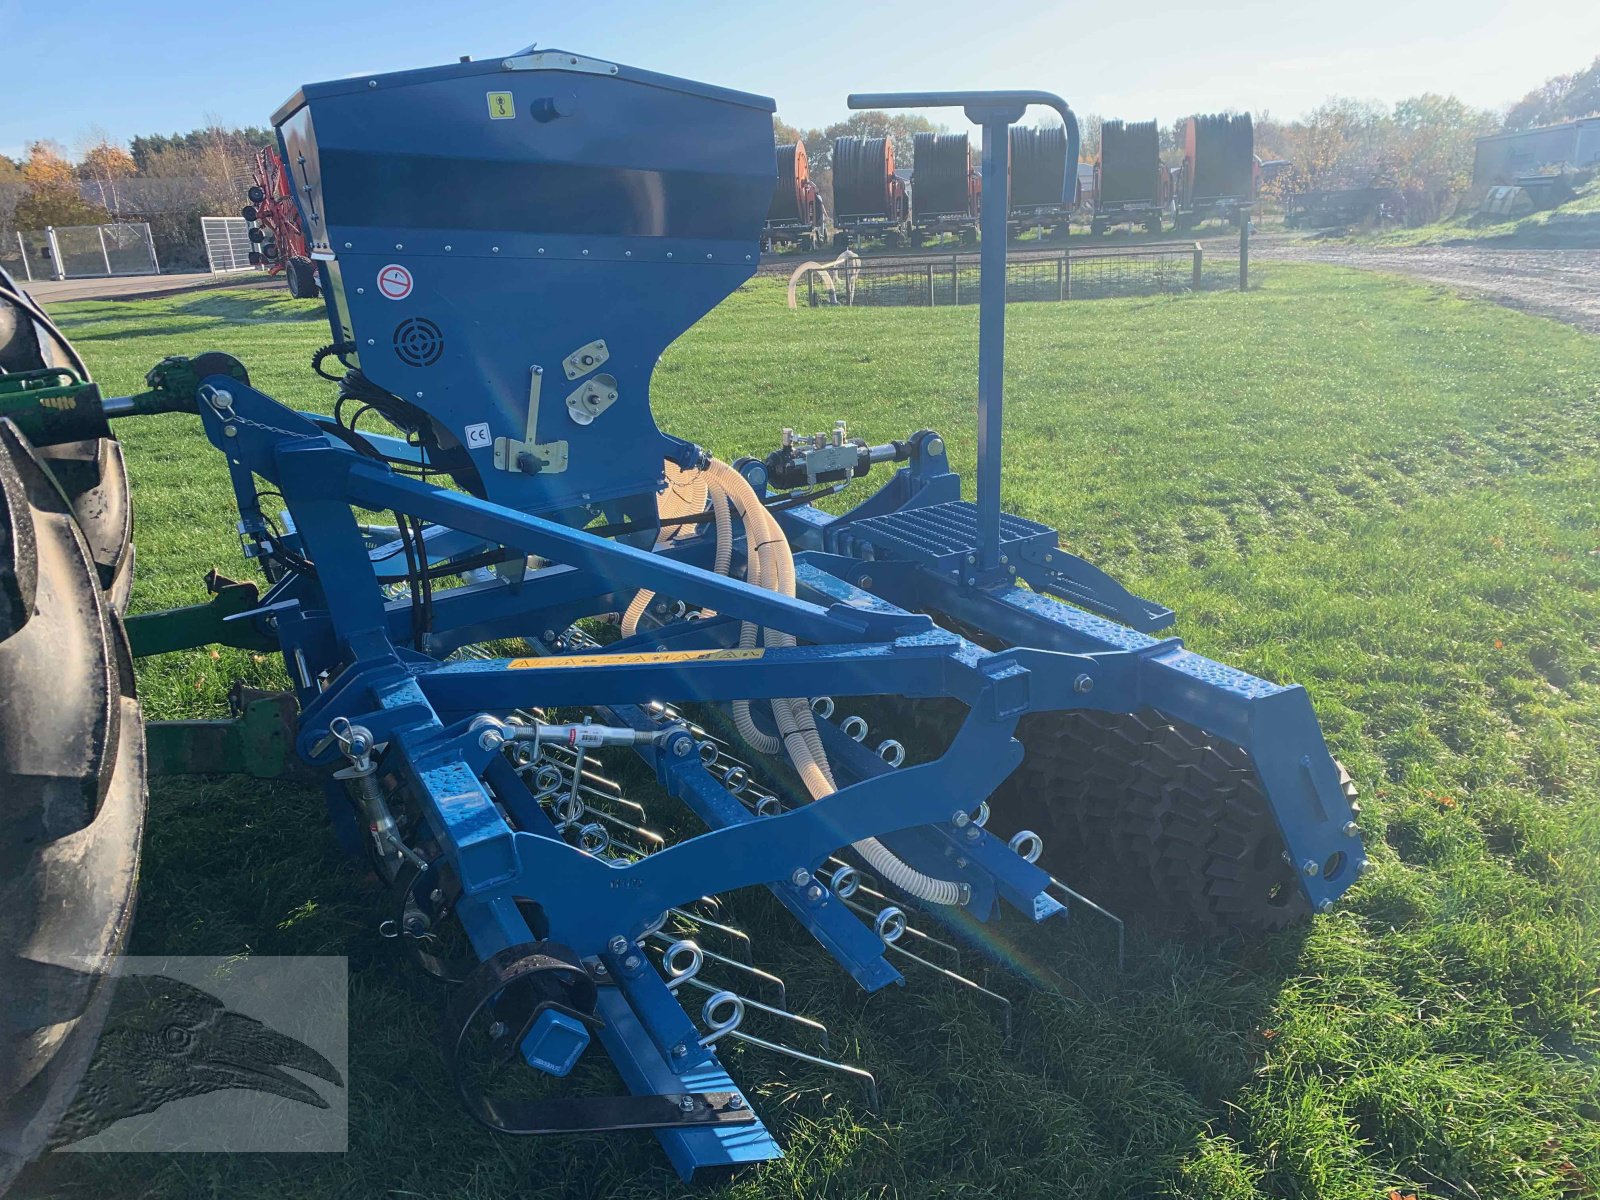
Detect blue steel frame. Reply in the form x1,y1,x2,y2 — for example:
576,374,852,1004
181,58,1363,1180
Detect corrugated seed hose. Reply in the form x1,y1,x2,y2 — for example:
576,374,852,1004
626,458,963,906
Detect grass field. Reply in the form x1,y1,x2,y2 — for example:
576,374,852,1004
1354,175,1600,248
17,265,1600,1200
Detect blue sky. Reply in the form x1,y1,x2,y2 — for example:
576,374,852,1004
3,0,1598,159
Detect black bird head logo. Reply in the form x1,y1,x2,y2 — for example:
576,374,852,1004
49,974,343,1148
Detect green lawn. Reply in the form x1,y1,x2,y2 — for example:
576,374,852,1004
18,266,1600,1199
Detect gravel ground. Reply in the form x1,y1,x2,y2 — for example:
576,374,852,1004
1253,238,1600,335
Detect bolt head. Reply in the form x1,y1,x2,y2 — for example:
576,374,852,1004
678,1095,696,1112
728,1094,745,1110
965,826,980,841
623,954,641,971
488,1021,507,1038
478,729,502,751
1073,673,1094,694
806,884,824,901
951,810,971,827
223,425,237,438
1301,859,1320,877
790,867,812,887
672,1043,688,1058
1343,821,1360,837
1356,857,1372,876
1317,898,1334,914
858,575,874,589
607,935,628,956
673,738,692,758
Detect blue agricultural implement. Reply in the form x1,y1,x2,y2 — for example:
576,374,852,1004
0,47,1364,1185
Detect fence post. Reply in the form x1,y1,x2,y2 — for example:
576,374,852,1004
807,269,815,308
925,262,934,306
45,227,64,280
1238,211,1250,291
96,226,113,275
1192,243,1203,290
1056,257,1064,301
952,258,959,304
146,223,161,275
15,233,30,283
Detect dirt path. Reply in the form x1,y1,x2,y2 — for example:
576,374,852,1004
1253,239,1600,335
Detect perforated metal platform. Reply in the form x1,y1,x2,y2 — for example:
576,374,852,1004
847,501,1056,574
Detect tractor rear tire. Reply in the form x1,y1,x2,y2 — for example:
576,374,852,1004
285,256,320,300
0,272,145,1190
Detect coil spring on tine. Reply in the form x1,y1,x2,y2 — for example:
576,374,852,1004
874,906,907,944
841,715,868,742
662,939,703,989
699,992,744,1047
698,740,720,766
811,696,835,719
877,739,905,767
577,822,612,854
1008,829,1044,863
722,766,749,795
830,866,862,898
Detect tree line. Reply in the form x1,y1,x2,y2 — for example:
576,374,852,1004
3,52,1596,270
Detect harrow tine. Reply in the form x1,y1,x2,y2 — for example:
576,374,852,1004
534,742,626,792
668,907,755,965
1047,876,1126,972
726,1031,880,1114
841,898,962,967
647,931,788,1008
850,885,964,964
886,942,1014,1038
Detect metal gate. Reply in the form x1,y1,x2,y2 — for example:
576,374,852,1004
14,223,159,281
201,216,258,274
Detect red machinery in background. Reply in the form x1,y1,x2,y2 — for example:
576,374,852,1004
241,147,319,298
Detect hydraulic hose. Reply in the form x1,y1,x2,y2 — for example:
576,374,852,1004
702,459,964,907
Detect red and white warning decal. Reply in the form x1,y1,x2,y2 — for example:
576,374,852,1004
376,263,413,300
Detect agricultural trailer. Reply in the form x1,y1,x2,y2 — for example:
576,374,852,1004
762,142,828,251
909,132,981,246
831,135,909,248
1007,124,1079,239
1175,113,1257,231
1091,119,1169,235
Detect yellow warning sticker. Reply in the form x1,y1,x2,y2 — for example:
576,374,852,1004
486,92,515,120
508,648,765,670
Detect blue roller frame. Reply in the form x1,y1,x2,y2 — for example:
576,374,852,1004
173,51,1363,1180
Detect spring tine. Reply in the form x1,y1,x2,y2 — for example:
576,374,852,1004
1048,875,1126,972
854,884,964,960
647,932,786,1008
676,977,830,1051
691,895,726,918
524,765,645,817
537,746,626,795
727,1030,879,1113
668,908,754,965
841,898,961,967
584,807,667,849
887,942,1013,1038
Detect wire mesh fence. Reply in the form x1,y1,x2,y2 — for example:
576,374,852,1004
799,243,1238,308
13,223,159,281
